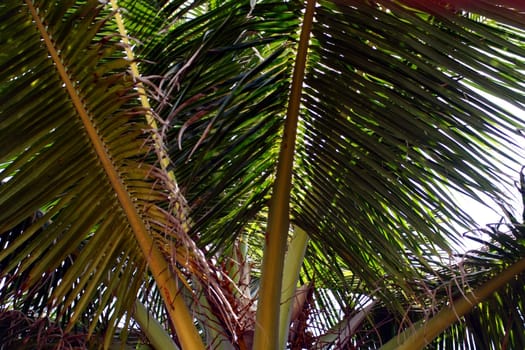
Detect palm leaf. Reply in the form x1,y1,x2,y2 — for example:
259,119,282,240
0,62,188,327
142,0,525,346
2,0,525,348
123,0,525,343
146,0,524,310
0,1,203,347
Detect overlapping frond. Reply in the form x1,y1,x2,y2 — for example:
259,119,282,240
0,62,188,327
0,0,195,345
307,170,525,349
434,185,525,349
293,0,525,303
133,0,525,345
1,0,525,348
139,1,301,250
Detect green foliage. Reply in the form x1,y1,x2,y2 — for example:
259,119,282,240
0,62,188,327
1,0,525,348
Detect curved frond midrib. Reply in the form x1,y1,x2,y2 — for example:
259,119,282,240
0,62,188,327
1,2,203,347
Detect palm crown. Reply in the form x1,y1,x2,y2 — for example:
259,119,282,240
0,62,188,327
1,0,524,349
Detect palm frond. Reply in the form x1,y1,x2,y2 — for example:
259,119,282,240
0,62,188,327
0,1,200,345
137,1,302,252
2,0,525,348
338,174,525,349
294,0,525,302
133,0,525,345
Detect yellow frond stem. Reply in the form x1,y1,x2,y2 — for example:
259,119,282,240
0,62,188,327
26,1,204,348
110,0,191,233
380,257,525,350
252,0,316,349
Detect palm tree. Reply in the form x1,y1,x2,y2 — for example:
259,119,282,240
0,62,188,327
1,0,524,349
